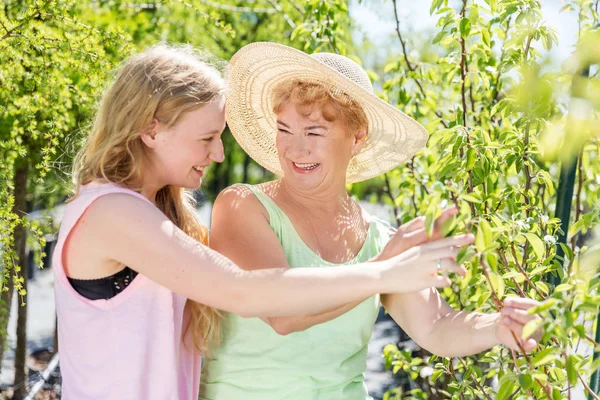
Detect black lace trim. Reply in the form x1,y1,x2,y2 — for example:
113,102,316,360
68,267,138,300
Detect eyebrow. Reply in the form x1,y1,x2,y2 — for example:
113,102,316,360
200,130,221,136
276,120,326,130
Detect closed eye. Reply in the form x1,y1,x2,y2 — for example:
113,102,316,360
308,132,323,137
278,129,292,134
201,137,214,142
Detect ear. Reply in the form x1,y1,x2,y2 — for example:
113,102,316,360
140,118,160,149
351,128,367,156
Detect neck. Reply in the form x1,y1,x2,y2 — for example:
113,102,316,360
139,165,165,205
278,178,352,216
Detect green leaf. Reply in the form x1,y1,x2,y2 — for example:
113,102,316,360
430,0,444,15
518,373,533,389
466,147,477,170
488,271,505,299
532,347,559,367
528,298,557,314
459,17,471,38
567,354,578,385
496,376,515,400
481,28,491,47
522,318,542,340
462,194,482,203
553,283,572,293
524,233,545,258
479,219,493,250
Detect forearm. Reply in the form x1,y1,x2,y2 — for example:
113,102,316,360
424,311,501,357
262,299,364,335
209,252,387,318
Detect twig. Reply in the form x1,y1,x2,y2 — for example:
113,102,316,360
1,8,41,42
384,173,400,224
285,0,303,14
578,370,600,400
0,19,9,34
509,331,553,398
571,149,584,251
198,0,276,13
393,0,416,73
459,0,468,128
492,16,512,104
509,243,546,299
480,254,502,309
407,157,430,195
266,0,296,29
448,360,467,400
392,0,448,128
458,359,493,400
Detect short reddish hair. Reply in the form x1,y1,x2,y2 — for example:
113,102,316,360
272,79,368,137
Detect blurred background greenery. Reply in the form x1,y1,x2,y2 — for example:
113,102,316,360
1,1,599,399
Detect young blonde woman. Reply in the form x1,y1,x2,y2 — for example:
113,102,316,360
199,42,542,399
53,44,469,400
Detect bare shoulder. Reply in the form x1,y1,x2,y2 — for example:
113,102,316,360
213,183,274,222
210,182,288,268
66,192,165,278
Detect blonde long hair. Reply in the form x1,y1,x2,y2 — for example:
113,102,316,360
72,44,224,354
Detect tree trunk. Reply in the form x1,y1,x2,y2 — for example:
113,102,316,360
12,162,29,400
0,261,15,376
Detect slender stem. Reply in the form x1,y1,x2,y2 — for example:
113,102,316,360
509,330,553,398
492,17,512,104
480,254,502,309
384,173,400,224
510,243,546,299
285,0,303,14
392,0,448,129
579,370,600,400
448,360,467,400
460,0,468,128
407,158,430,195
392,0,416,72
458,359,493,400
266,0,295,29
0,8,41,42
571,149,584,252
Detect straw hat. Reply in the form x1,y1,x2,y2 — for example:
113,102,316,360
225,42,428,183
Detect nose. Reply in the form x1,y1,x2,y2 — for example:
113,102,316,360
210,137,225,163
287,135,311,158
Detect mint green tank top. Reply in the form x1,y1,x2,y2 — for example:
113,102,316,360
200,184,392,400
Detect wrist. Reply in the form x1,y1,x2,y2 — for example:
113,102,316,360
491,312,502,345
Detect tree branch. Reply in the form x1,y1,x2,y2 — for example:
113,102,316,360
266,0,296,29
0,8,41,42
392,0,448,128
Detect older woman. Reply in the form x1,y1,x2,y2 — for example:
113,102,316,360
200,43,540,400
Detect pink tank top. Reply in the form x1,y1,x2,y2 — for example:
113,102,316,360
53,182,201,400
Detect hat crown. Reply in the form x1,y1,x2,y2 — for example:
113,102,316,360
310,53,374,95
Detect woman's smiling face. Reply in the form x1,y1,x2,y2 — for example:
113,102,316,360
275,101,365,190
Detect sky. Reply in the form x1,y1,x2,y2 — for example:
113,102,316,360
349,0,583,71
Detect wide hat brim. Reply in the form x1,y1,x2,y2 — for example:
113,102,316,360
225,42,428,184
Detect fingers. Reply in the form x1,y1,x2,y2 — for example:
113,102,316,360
431,207,458,238
501,316,540,351
421,244,463,262
503,297,541,310
502,307,540,325
431,274,451,288
400,216,425,234
404,207,458,241
421,234,475,251
434,258,467,276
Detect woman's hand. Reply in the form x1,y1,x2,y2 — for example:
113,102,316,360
495,297,543,352
376,207,458,262
381,234,474,293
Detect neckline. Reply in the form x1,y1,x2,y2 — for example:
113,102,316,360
251,184,375,266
